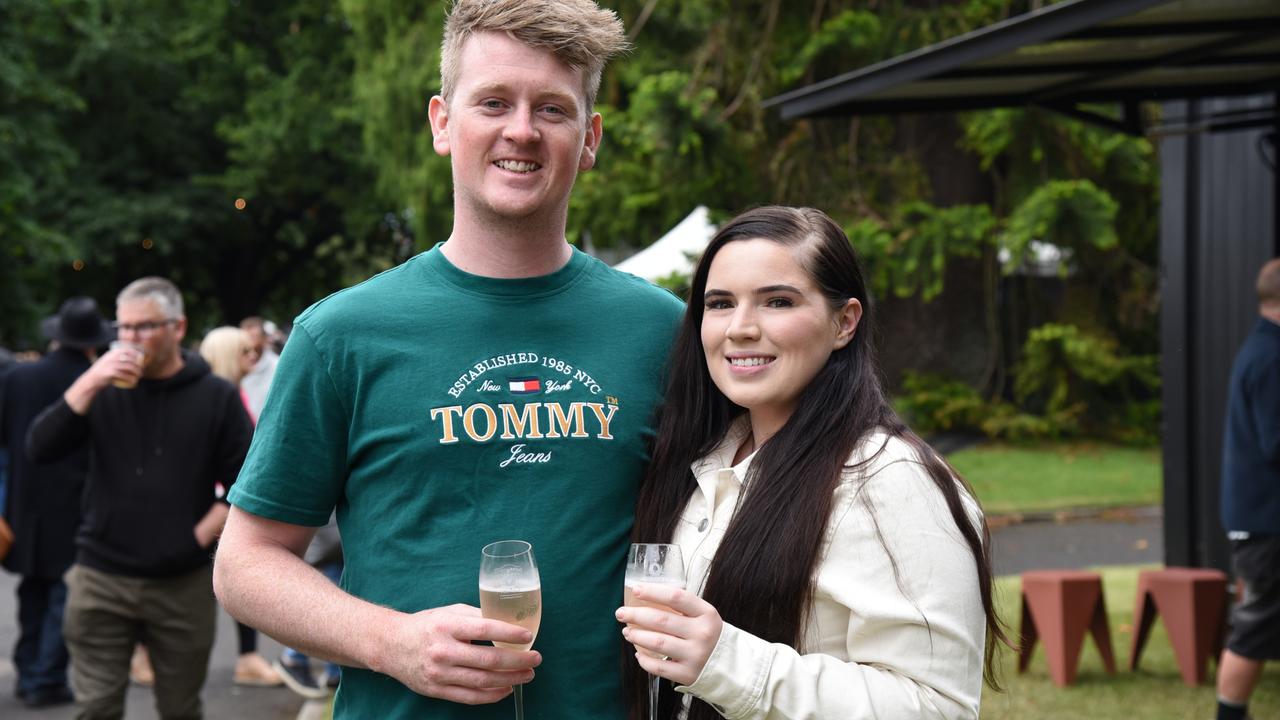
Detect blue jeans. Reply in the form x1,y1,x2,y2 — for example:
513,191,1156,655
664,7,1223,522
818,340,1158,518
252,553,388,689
13,575,70,694
282,562,342,679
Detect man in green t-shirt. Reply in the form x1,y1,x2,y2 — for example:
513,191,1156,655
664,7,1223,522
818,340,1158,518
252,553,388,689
213,1,683,718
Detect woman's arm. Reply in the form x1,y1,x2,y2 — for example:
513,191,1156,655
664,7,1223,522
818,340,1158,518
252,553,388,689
619,455,986,719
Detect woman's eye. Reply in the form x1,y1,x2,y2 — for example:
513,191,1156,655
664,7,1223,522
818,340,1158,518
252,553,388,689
766,297,794,308
705,300,732,310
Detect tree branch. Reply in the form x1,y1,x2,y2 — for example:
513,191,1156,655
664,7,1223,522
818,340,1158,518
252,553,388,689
719,0,781,122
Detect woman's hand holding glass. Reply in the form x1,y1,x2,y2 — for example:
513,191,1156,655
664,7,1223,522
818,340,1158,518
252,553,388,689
616,583,724,687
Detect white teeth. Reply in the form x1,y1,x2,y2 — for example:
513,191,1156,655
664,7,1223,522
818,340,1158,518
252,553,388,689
729,357,772,367
495,160,540,173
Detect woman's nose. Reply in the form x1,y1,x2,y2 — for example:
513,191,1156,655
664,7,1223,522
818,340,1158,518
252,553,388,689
725,306,759,340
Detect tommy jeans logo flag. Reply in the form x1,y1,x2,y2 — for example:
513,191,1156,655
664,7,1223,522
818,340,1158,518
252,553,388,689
508,377,542,394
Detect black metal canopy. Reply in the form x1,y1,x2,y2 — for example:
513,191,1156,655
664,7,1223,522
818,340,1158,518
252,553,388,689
763,0,1280,135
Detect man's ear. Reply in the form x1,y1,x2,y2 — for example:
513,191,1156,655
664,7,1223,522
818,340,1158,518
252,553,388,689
579,112,603,172
832,298,862,350
428,95,451,158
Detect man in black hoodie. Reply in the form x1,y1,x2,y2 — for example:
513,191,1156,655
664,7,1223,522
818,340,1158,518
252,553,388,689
27,277,253,720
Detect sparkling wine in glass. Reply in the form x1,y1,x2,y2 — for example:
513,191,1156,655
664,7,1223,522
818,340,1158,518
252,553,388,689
625,543,685,720
480,540,541,720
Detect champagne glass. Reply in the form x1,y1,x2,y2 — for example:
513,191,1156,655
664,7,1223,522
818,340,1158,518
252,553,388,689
479,540,541,720
625,543,685,720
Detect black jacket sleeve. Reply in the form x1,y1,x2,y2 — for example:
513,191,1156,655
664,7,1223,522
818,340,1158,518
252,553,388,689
26,398,91,464
212,389,253,504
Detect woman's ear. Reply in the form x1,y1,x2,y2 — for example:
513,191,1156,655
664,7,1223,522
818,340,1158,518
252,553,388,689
832,298,862,350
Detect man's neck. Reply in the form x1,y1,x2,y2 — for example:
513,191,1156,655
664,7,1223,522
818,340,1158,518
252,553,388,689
147,351,186,381
441,207,574,278
1260,305,1280,326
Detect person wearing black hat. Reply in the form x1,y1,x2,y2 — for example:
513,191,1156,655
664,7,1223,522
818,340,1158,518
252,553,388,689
0,296,113,707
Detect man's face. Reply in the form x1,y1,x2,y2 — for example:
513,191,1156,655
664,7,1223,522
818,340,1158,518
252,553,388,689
245,325,267,353
428,31,603,224
115,298,186,377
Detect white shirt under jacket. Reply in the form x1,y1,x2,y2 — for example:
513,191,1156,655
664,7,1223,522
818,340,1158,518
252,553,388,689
672,419,986,719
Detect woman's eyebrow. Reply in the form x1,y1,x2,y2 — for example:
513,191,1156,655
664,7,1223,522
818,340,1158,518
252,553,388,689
754,284,802,294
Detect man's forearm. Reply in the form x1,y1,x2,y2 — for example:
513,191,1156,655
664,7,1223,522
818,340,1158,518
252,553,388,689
213,516,398,671
64,370,106,415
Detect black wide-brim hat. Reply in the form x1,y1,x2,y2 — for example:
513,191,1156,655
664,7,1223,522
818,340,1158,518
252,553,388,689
41,296,115,350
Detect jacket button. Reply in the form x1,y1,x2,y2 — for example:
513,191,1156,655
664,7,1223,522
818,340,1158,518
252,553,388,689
697,518,709,532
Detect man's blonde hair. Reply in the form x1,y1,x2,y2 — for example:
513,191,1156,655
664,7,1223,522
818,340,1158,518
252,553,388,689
1258,257,1280,307
440,0,628,112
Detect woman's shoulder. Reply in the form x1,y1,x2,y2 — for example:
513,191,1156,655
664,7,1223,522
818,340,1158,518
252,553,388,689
836,430,978,518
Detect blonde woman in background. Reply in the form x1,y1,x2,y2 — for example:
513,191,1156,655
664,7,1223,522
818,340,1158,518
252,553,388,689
199,326,280,686
200,327,260,423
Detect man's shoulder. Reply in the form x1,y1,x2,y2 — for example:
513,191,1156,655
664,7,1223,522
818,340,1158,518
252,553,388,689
296,256,430,333
583,259,685,313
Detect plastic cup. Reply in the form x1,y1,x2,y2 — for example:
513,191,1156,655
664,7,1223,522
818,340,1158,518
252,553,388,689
109,340,146,389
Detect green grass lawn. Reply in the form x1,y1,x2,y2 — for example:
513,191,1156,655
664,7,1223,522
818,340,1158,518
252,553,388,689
985,564,1280,719
947,442,1162,515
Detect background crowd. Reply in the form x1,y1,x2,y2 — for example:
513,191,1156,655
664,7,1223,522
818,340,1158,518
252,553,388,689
0,290,337,713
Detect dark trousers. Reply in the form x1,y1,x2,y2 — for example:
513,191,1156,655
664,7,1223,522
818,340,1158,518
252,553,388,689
13,575,71,694
63,563,216,720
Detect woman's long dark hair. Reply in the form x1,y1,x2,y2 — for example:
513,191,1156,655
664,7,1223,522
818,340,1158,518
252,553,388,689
626,206,1008,720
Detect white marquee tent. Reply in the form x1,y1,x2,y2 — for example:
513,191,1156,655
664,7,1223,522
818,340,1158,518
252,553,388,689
612,206,715,282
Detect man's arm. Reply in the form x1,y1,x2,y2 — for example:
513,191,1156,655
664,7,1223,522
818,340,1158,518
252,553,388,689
213,507,542,705
194,503,230,548
63,344,140,415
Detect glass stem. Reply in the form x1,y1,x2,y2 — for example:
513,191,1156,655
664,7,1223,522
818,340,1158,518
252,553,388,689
648,673,659,720
514,683,525,720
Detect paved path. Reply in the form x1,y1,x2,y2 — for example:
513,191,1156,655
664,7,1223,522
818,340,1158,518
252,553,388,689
0,568,305,720
0,507,1163,718
989,506,1163,576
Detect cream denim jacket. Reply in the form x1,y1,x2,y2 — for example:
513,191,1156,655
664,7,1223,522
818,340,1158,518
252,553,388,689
672,420,985,719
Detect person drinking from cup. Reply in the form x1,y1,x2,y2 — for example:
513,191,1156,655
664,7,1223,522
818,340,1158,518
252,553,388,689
616,206,1006,719
26,276,252,719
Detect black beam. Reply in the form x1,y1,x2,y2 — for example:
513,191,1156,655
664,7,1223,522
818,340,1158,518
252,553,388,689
1033,30,1277,104
935,52,1280,81
765,0,1168,120
1064,18,1280,39
1037,102,1143,135
1159,99,1198,568
797,79,1280,118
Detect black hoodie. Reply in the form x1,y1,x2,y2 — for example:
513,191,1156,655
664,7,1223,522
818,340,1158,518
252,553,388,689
27,350,252,578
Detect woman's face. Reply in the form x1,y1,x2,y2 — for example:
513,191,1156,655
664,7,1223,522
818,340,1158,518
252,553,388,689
700,239,860,436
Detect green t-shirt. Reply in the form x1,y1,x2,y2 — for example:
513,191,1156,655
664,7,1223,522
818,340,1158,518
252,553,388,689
229,246,682,719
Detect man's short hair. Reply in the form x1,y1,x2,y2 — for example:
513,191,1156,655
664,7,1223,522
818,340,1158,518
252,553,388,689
117,277,184,319
439,0,628,112
240,316,265,333
1258,258,1280,307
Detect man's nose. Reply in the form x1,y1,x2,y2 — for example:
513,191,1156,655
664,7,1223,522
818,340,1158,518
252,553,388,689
503,107,540,144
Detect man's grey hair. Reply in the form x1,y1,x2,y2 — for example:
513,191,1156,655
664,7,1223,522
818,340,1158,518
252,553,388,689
117,277,184,319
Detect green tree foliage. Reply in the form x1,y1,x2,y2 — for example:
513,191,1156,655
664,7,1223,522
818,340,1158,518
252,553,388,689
0,0,399,344
3,0,1162,446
